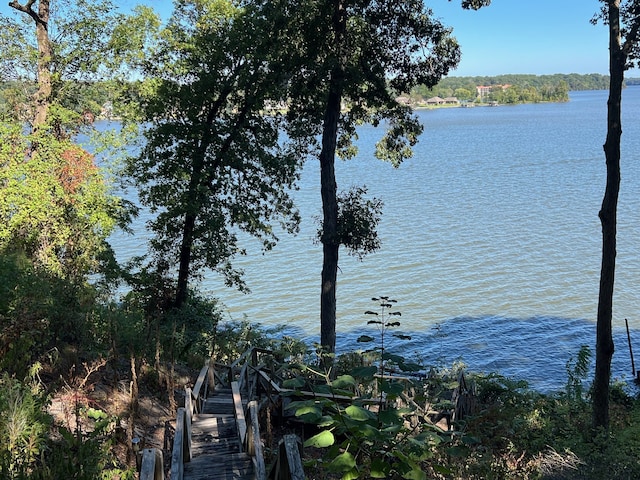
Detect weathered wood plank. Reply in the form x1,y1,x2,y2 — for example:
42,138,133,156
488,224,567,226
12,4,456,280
231,381,247,451
192,364,209,413
183,383,255,480
140,448,165,480
171,408,186,480
248,400,266,480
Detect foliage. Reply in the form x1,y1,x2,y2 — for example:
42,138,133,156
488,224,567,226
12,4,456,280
565,345,592,404
212,318,308,365
357,297,417,377
0,373,50,478
32,416,121,480
280,0,479,354
0,123,122,282
415,73,612,103
129,0,308,306
285,298,445,479
0,0,159,124
317,186,384,260
0,251,102,377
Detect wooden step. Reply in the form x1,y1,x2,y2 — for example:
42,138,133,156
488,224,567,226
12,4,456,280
184,452,253,479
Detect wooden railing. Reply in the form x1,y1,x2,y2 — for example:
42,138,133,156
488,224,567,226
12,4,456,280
232,381,267,480
138,349,304,480
169,363,210,480
140,447,165,480
269,434,305,480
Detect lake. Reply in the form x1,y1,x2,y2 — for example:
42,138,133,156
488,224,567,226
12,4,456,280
110,88,640,392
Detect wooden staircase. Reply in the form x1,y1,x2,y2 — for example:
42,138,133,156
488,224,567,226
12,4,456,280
139,348,303,480
184,387,254,480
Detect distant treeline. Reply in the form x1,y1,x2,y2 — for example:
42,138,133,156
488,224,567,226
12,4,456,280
3,75,638,119
410,73,637,105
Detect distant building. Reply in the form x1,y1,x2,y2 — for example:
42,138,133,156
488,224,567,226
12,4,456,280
426,96,445,105
443,96,460,105
476,84,512,98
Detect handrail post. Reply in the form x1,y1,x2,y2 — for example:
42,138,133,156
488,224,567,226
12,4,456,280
140,448,165,480
170,407,190,480
248,400,266,480
184,388,193,461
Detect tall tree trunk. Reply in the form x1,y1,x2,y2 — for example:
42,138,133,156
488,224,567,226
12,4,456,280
593,0,625,433
33,0,51,127
9,0,52,127
319,73,341,355
319,0,346,356
176,211,197,308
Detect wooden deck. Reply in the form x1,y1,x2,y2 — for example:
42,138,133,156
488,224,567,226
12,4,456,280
184,387,254,480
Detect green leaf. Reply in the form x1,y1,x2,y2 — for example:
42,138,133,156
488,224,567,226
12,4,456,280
357,335,375,343
345,404,376,421
402,464,427,480
86,407,108,420
351,365,377,379
381,382,405,397
399,362,422,372
370,458,390,478
432,464,453,475
328,451,356,473
282,377,306,389
341,467,360,480
294,405,323,423
332,375,356,389
393,334,411,341
304,430,335,448
446,445,470,457
378,408,404,425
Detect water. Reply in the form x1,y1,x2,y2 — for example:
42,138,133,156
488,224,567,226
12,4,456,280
109,89,640,392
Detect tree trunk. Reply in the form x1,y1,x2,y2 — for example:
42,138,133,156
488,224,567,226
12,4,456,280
319,0,346,356
593,0,625,433
319,76,341,355
175,211,197,308
9,0,52,127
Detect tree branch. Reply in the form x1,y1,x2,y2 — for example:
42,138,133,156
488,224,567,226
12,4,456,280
9,0,43,25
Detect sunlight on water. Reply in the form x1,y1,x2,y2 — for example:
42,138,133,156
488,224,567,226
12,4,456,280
110,89,640,391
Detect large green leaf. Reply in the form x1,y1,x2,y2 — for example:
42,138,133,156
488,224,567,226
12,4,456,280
331,374,356,389
304,430,335,448
345,404,376,421
294,405,322,423
328,451,356,473
401,464,427,480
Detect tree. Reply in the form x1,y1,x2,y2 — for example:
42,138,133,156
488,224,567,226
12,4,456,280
3,0,158,129
129,0,309,308
0,1,155,279
283,0,490,355
0,123,120,280
592,0,640,432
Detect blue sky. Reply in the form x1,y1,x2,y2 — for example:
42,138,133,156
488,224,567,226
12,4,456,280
428,0,640,77
2,0,639,78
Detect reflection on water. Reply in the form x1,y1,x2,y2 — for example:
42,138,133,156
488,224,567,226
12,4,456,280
109,89,640,392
